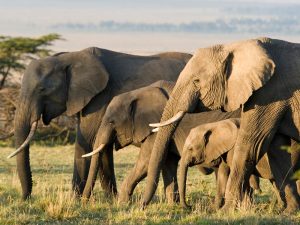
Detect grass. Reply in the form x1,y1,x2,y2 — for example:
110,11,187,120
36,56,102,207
0,144,299,224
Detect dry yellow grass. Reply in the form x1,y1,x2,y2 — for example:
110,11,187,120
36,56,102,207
0,144,299,224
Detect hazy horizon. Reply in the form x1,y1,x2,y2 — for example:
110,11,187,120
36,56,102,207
1,0,300,53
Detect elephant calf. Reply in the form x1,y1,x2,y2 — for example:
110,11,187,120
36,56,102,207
179,118,300,213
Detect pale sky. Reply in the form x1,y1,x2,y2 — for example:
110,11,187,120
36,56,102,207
1,0,300,53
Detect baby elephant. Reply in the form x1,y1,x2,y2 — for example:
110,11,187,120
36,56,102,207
179,118,300,213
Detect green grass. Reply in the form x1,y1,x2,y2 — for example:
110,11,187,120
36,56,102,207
0,144,299,224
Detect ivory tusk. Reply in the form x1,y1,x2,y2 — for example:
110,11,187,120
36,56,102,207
149,111,185,128
82,144,106,158
7,121,38,159
152,127,159,133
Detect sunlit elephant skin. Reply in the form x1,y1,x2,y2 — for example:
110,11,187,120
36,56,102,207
179,119,300,213
12,47,192,200
82,80,241,202
143,38,300,208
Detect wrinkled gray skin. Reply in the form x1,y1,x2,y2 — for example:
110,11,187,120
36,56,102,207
83,80,241,202
179,119,300,212
14,48,192,199
143,38,300,208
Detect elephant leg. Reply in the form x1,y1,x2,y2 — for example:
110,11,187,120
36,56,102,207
249,175,261,193
72,126,91,196
119,136,155,203
118,155,147,203
270,179,286,209
268,136,300,213
272,176,300,213
162,152,180,204
98,143,117,197
224,103,285,209
291,140,300,171
215,161,230,209
73,108,117,197
290,140,300,195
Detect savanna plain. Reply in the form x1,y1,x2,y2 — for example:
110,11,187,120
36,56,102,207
0,143,299,225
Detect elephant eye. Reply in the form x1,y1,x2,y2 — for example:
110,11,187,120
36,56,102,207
38,86,46,92
193,79,200,86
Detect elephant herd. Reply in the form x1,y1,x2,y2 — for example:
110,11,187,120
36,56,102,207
7,37,300,214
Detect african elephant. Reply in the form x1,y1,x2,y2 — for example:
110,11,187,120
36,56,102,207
179,119,300,212
8,47,192,199
82,80,241,202
142,37,300,209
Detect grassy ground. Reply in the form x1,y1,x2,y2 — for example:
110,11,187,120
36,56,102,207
0,144,299,225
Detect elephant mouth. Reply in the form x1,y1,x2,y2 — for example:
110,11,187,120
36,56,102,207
42,113,52,125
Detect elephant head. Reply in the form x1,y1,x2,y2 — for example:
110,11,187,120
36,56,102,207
10,47,110,199
178,119,239,208
144,38,276,205
80,81,173,198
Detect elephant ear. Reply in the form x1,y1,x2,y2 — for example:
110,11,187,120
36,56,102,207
223,39,275,111
132,86,169,143
60,48,109,116
204,119,239,164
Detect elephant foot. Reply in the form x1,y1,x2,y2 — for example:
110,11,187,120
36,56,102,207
282,205,299,215
81,196,90,204
118,193,131,204
254,188,262,195
165,192,180,205
214,197,225,210
220,200,237,213
180,201,192,210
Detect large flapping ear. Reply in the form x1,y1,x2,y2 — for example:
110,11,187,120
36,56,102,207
223,39,275,111
132,86,169,143
59,48,109,116
204,119,240,164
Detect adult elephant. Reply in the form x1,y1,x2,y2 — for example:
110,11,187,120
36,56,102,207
142,37,300,208
8,47,192,200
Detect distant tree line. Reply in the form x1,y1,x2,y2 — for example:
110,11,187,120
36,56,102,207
51,18,300,34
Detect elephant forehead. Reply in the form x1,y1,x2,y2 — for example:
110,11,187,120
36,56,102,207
26,58,58,77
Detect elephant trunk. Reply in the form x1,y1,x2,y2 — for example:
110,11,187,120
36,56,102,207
143,83,197,206
14,101,40,200
82,123,114,199
82,151,102,200
178,153,191,208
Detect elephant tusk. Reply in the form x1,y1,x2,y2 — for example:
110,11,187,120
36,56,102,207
151,127,159,133
82,144,106,158
7,121,38,159
149,111,185,128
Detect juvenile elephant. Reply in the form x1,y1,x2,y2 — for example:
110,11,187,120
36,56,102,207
82,80,242,202
143,37,300,208
179,119,300,212
8,47,192,199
